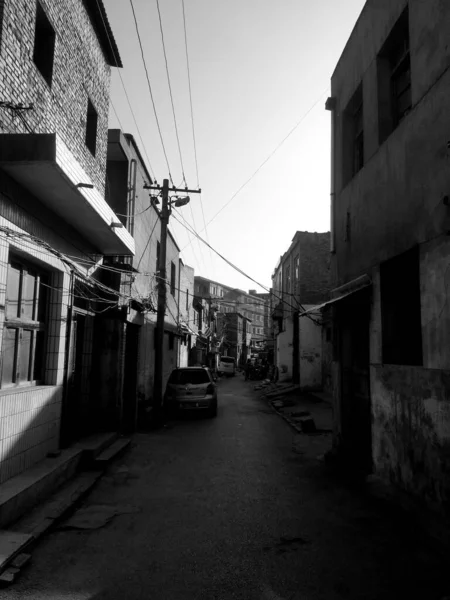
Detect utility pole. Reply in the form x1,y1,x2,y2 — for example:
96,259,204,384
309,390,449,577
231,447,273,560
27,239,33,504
144,179,201,421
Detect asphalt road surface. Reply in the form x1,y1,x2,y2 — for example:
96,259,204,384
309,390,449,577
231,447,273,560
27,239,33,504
3,376,449,600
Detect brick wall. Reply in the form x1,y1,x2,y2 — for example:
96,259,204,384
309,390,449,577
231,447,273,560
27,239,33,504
298,232,331,305
0,0,113,195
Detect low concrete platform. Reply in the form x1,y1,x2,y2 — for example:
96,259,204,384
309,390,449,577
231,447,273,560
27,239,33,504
93,438,131,469
0,471,103,585
0,448,83,529
74,431,119,462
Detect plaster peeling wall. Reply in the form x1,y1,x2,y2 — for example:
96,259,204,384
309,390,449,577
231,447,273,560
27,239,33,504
277,319,293,383
299,309,322,391
372,365,450,511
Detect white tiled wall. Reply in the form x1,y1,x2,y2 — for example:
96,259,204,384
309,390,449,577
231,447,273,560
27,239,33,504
0,225,70,483
0,386,62,483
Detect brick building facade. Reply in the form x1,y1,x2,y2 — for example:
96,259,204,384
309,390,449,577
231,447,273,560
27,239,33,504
271,231,330,387
0,0,131,503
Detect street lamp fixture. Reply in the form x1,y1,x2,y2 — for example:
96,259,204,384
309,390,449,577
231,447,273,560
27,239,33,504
172,196,190,208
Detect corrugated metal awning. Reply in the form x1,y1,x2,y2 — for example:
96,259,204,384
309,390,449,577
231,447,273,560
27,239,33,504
300,274,371,317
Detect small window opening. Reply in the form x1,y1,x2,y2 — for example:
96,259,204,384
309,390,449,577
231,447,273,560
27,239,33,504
85,98,98,156
343,84,364,184
381,246,422,366
170,262,176,296
378,8,411,143
33,2,56,86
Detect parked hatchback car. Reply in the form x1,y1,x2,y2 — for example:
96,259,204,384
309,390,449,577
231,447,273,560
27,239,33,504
164,367,218,417
218,356,236,377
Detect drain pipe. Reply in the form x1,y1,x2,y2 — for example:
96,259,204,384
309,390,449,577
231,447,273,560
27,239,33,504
325,96,337,254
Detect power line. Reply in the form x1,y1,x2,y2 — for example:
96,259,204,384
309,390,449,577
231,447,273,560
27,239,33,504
180,85,331,252
115,204,152,218
172,210,321,323
94,0,156,181
0,227,154,309
180,0,214,276
181,0,199,188
110,99,125,132
129,0,174,184
153,0,208,275
155,0,186,184
174,201,209,280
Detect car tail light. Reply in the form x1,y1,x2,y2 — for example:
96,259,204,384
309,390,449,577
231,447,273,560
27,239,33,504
206,383,214,395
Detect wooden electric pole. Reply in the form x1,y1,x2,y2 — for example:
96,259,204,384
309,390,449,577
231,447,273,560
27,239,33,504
144,179,201,421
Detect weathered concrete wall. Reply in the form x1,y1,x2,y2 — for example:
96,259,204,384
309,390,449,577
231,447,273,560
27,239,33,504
329,0,450,510
277,318,293,382
299,309,322,391
331,0,450,287
367,241,450,509
420,235,450,370
371,365,450,511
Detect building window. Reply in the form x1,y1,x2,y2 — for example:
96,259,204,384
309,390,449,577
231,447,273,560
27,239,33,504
1,258,48,387
285,265,291,295
343,84,364,184
33,2,55,86
169,333,174,350
294,255,300,294
85,98,98,156
378,8,411,143
186,289,189,311
381,246,422,366
127,159,137,236
170,262,176,296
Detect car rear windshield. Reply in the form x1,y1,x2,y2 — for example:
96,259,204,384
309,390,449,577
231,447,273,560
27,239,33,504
168,369,210,385
220,357,235,364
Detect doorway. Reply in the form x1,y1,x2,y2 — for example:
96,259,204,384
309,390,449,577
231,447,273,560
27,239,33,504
339,290,372,473
61,309,95,446
122,323,140,434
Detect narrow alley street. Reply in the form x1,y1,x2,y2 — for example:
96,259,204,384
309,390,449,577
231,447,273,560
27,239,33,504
3,376,448,600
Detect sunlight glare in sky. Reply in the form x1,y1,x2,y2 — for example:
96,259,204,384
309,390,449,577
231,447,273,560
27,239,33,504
103,0,366,291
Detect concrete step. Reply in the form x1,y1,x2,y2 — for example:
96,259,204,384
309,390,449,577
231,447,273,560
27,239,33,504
0,471,102,586
265,385,300,399
0,448,83,530
74,432,119,466
15,471,102,537
0,552,32,586
307,390,333,404
0,532,33,575
93,438,131,469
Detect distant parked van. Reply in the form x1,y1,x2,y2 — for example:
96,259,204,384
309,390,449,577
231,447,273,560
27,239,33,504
218,356,236,377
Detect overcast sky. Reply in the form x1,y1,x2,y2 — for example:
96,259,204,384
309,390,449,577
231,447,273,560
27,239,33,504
103,0,366,293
